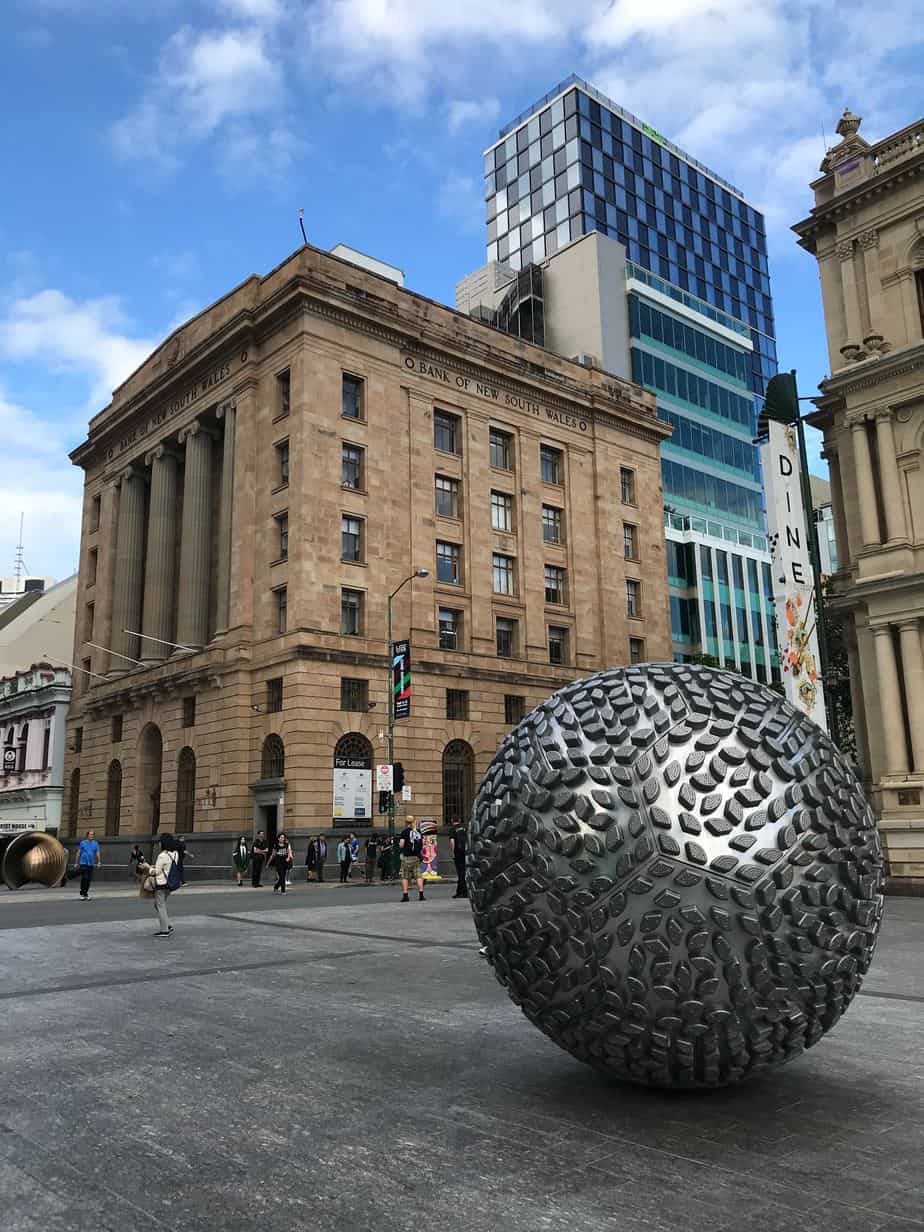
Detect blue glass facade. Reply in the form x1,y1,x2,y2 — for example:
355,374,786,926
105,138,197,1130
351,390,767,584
484,75,778,400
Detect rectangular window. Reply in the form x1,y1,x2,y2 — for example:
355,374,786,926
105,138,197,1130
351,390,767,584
629,637,645,664
916,269,924,336
496,616,517,657
548,625,568,665
85,602,95,641
275,512,289,560
626,578,641,618
623,523,639,561
111,714,123,743
492,553,516,595
73,727,83,754
275,440,289,487
542,505,563,544
341,588,364,635
266,677,283,713
490,427,513,470
438,607,461,650
446,688,469,720
342,373,364,420
620,466,636,505
342,443,364,490
276,369,290,418
42,725,51,770
182,696,196,728
435,475,460,519
544,564,566,605
87,548,98,588
90,494,101,533
341,515,364,563
340,677,369,711
81,658,91,694
436,541,462,585
275,586,288,634
540,444,563,484
504,695,525,725
434,410,460,455
491,490,513,532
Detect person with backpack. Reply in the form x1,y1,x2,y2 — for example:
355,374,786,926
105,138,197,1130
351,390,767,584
450,820,468,898
398,816,425,903
271,832,293,893
150,833,181,937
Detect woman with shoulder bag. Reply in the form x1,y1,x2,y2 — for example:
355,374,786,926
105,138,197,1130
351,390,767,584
142,833,180,937
272,832,293,894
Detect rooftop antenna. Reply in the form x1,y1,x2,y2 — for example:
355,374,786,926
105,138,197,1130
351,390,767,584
298,207,308,247
13,513,29,586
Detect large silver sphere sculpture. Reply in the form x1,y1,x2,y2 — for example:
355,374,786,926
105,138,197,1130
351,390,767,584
469,664,883,1088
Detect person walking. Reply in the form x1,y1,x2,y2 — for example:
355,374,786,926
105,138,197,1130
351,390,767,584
450,821,468,898
348,832,360,878
364,833,379,884
379,833,394,882
75,829,100,900
128,843,145,877
271,832,293,893
175,834,192,884
337,836,352,884
251,831,268,887
305,837,318,883
150,833,180,937
398,817,425,903
316,835,328,882
232,836,250,886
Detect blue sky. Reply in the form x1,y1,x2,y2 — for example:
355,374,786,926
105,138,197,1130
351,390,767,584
2,0,921,581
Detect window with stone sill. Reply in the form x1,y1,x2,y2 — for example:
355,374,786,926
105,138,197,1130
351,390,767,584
342,443,364,490
623,523,639,561
111,713,123,744
73,727,83,754
90,494,101,533
629,637,645,665
544,564,566,605
276,369,290,419
491,490,513,533
182,696,196,728
434,410,461,455
342,515,364,563
437,541,462,586
504,694,525,725
620,466,637,506
540,444,563,485
266,677,283,713
275,440,289,487
340,677,368,712
548,625,569,666
275,512,289,560
275,586,288,635
342,373,364,421
341,588,364,636
85,602,95,642
492,553,516,596
626,578,641,619
439,607,461,650
87,548,98,588
446,688,469,721
489,428,514,471
435,475,460,519
496,616,517,658
542,505,563,544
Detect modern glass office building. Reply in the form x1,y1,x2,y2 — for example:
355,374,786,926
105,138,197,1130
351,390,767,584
478,75,781,681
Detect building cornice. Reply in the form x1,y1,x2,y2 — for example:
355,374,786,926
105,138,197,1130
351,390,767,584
815,342,924,400
792,148,924,252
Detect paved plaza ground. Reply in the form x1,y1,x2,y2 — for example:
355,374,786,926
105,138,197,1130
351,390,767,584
0,880,922,1232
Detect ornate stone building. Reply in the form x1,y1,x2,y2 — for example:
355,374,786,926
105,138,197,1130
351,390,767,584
795,109,924,892
63,243,670,870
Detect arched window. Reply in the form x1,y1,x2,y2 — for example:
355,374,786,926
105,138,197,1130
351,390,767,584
136,724,163,835
17,723,28,772
442,739,475,828
261,734,285,779
68,768,80,837
176,747,196,832
333,732,373,768
105,760,122,836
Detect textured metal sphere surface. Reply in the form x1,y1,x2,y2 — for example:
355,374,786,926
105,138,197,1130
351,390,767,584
469,664,883,1088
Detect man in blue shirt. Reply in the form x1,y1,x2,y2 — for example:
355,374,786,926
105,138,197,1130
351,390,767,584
76,829,100,900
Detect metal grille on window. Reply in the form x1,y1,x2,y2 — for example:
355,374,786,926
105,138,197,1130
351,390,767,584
442,739,474,827
261,734,285,779
176,748,196,831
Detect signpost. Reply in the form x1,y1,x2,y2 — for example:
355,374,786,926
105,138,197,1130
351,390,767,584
392,640,411,721
376,764,393,792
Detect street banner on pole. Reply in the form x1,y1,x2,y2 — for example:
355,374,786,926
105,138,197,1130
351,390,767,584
392,639,411,720
760,420,828,731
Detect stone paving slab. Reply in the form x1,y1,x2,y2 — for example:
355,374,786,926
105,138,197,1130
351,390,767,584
0,896,922,1231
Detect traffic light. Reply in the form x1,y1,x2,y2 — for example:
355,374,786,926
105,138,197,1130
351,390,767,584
378,790,392,815
393,762,405,792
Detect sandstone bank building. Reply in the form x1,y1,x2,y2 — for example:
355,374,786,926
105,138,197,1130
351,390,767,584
63,244,669,864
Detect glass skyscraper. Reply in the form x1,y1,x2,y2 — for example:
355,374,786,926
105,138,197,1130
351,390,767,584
474,75,781,682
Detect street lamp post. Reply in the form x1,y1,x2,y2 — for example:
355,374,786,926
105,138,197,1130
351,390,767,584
386,569,428,848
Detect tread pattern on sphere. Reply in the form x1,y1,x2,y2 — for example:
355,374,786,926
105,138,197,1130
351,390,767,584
468,664,883,1088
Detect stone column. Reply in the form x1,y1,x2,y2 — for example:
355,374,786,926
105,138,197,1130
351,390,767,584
110,466,147,665
874,409,907,543
176,419,215,649
859,230,883,339
822,447,849,570
214,400,236,636
140,444,180,660
837,239,863,346
871,624,909,776
850,417,881,547
898,619,924,772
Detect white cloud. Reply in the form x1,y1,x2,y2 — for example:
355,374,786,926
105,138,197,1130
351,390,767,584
219,0,285,18
0,290,154,406
437,172,483,233
217,119,307,188
447,97,500,136
111,25,284,173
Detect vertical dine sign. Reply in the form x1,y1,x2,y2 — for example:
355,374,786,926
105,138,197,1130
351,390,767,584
392,639,411,721
760,421,828,731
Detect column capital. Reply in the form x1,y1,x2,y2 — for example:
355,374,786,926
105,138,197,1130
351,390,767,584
870,623,894,639
216,399,237,422
144,442,179,467
116,463,148,487
820,446,839,461
836,239,855,261
897,618,921,634
178,418,220,445
873,405,894,423
858,228,880,250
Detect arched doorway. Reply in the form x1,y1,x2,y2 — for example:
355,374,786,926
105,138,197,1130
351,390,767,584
442,739,474,828
105,760,122,836
136,724,163,835
333,732,373,825
68,768,80,837
176,748,196,832
255,735,285,846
